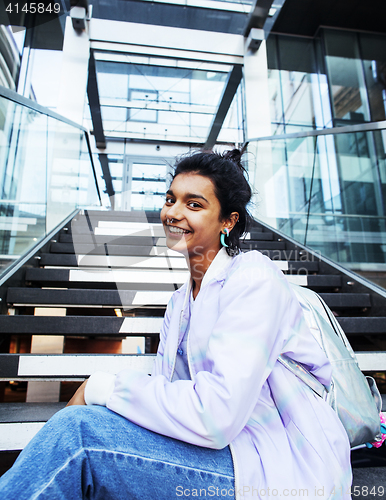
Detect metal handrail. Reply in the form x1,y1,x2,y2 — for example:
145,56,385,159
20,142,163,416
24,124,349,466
0,85,87,131
277,212,386,220
247,119,386,144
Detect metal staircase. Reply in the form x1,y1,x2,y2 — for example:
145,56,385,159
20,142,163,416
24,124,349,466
1,209,386,489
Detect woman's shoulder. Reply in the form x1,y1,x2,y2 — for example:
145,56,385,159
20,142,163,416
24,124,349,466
230,249,281,273
226,250,292,294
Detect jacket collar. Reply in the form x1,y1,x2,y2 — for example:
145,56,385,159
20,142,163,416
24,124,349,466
201,247,233,289
181,248,234,306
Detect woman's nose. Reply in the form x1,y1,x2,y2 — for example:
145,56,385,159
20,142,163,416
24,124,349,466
165,204,182,220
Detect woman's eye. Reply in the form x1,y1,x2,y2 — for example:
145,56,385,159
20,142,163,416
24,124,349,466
188,201,201,209
165,197,174,204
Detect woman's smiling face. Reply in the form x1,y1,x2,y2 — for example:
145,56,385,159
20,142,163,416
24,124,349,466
160,172,226,259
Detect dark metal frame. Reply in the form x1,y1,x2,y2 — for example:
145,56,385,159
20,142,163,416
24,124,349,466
203,65,243,150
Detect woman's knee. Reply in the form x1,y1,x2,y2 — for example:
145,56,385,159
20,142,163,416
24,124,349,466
46,405,132,451
41,405,106,447
49,404,108,427
48,404,90,428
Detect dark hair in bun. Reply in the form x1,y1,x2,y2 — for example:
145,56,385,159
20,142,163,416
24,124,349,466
172,149,253,255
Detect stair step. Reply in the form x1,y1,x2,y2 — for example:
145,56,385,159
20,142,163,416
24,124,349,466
62,230,273,242
72,211,161,223
52,241,287,255
0,353,156,380
337,317,386,335
39,254,317,273
26,268,335,288
69,218,277,239
70,224,166,237
355,352,386,371
51,242,172,256
351,466,386,488
319,293,371,309
82,209,161,219
248,226,264,233
0,316,163,336
1,352,383,381
246,232,274,241
7,288,172,307
255,249,314,261
240,240,286,250
40,253,187,269
306,275,342,289
25,268,189,287
285,261,319,272
0,403,66,424
58,233,166,245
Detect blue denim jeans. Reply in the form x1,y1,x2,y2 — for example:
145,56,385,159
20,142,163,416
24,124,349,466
0,405,235,500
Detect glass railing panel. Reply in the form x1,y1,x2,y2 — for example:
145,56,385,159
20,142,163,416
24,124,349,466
46,117,101,232
250,134,321,245
302,215,386,264
46,117,81,233
0,87,102,280
248,122,386,288
0,97,49,271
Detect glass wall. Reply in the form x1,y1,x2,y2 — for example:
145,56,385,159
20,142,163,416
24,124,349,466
0,90,100,278
252,29,386,273
323,29,386,125
266,34,331,134
323,30,370,124
249,124,386,268
0,18,65,107
129,161,168,211
266,30,386,132
360,34,386,122
0,26,21,91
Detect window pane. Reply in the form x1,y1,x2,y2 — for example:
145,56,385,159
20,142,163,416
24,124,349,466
323,30,370,123
359,33,386,122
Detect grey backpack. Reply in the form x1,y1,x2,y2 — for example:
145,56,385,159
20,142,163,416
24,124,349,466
278,284,382,449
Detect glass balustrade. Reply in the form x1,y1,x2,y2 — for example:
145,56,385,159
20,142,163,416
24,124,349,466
248,121,386,287
0,87,101,279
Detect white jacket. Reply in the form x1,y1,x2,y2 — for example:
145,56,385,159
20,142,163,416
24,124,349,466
86,249,352,499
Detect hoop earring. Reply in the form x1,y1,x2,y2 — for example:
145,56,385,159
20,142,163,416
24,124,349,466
220,228,229,248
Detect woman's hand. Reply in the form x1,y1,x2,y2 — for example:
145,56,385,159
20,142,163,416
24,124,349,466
66,379,88,406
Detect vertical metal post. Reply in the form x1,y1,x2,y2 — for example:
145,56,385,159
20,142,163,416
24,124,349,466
244,39,279,227
56,15,90,125
304,136,318,247
243,39,271,141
